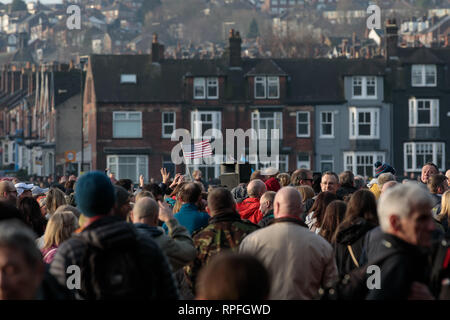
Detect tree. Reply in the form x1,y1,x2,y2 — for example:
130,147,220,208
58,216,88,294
10,0,27,12
247,18,259,39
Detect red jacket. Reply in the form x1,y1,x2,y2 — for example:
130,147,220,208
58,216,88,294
265,177,281,192
236,197,263,224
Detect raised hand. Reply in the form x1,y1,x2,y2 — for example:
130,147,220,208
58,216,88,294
160,168,170,184
158,200,174,222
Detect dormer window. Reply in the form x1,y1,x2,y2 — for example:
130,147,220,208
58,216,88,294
194,77,218,99
352,76,376,99
255,76,279,99
120,74,136,84
411,65,436,87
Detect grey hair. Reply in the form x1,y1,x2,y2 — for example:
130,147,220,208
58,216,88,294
0,220,42,266
377,172,395,188
378,182,433,232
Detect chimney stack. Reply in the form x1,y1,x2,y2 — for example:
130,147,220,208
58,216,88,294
385,18,399,59
229,29,242,68
152,33,164,63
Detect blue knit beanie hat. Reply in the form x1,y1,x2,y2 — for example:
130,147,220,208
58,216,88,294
374,161,396,178
75,171,116,217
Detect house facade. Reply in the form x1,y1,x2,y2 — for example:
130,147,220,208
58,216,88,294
386,19,450,177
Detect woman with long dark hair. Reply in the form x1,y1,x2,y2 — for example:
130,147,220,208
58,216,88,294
305,191,338,233
318,200,347,243
18,197,47,237
333,189,378,276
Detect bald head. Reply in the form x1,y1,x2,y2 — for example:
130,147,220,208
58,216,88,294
132,197,159,226
381,181,398,194
273,187,303,219
247,179,267,198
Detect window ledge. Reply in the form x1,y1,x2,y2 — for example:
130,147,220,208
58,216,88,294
352,96,377,100
409,125,439,127
349,136,380,140
112,137,143,140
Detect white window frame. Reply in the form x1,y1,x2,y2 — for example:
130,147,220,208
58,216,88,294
344,152,385,177
255,76,267,99
297,152,310,169
191,110,221,140
349,107,379,139
251,110,283,139
206,77,218,99
161,111,176,138
320,111,334,138
106,155,148,182
186,164,220,181
404,142,445,172
4,142,9,163
352,76,377,99
411,64,437,87
320,155,334,172
408,98,439,127
120,74,137,84
296,111,310,137
112,111,142,138
267,76,280,99
193,77,206,99
253,154,288,172
254,76,280,99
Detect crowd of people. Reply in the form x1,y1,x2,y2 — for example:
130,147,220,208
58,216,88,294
0,162,449,300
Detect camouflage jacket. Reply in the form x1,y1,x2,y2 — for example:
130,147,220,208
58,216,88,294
183,210,259,294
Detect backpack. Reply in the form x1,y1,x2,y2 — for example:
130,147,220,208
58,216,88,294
76,223,151,300
317,251,398,300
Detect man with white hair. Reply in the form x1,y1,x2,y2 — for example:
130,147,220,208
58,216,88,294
366,182,436,300
236,179,267,224
239,187,338,299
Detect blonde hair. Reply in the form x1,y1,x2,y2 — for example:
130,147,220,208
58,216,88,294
135,191,155,202
43,212,78,250
437,190,450,225
296,185,315,203
173,200,182,214
277,173,291,187
46,188,67,216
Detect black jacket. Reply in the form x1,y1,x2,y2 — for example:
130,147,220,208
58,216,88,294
333,218,376,276
336,185,357,201
50,215,179,300
359,226,383,266
365,233,431,300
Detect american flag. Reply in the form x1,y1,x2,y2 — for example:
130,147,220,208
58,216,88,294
182,140,213,160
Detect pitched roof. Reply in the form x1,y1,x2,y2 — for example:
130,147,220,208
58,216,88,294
245,59,287,76
398,47,445,64
90,55,386,105
54,70,83,106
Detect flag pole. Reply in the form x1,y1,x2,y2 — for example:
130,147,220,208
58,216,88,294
181,143,193,181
